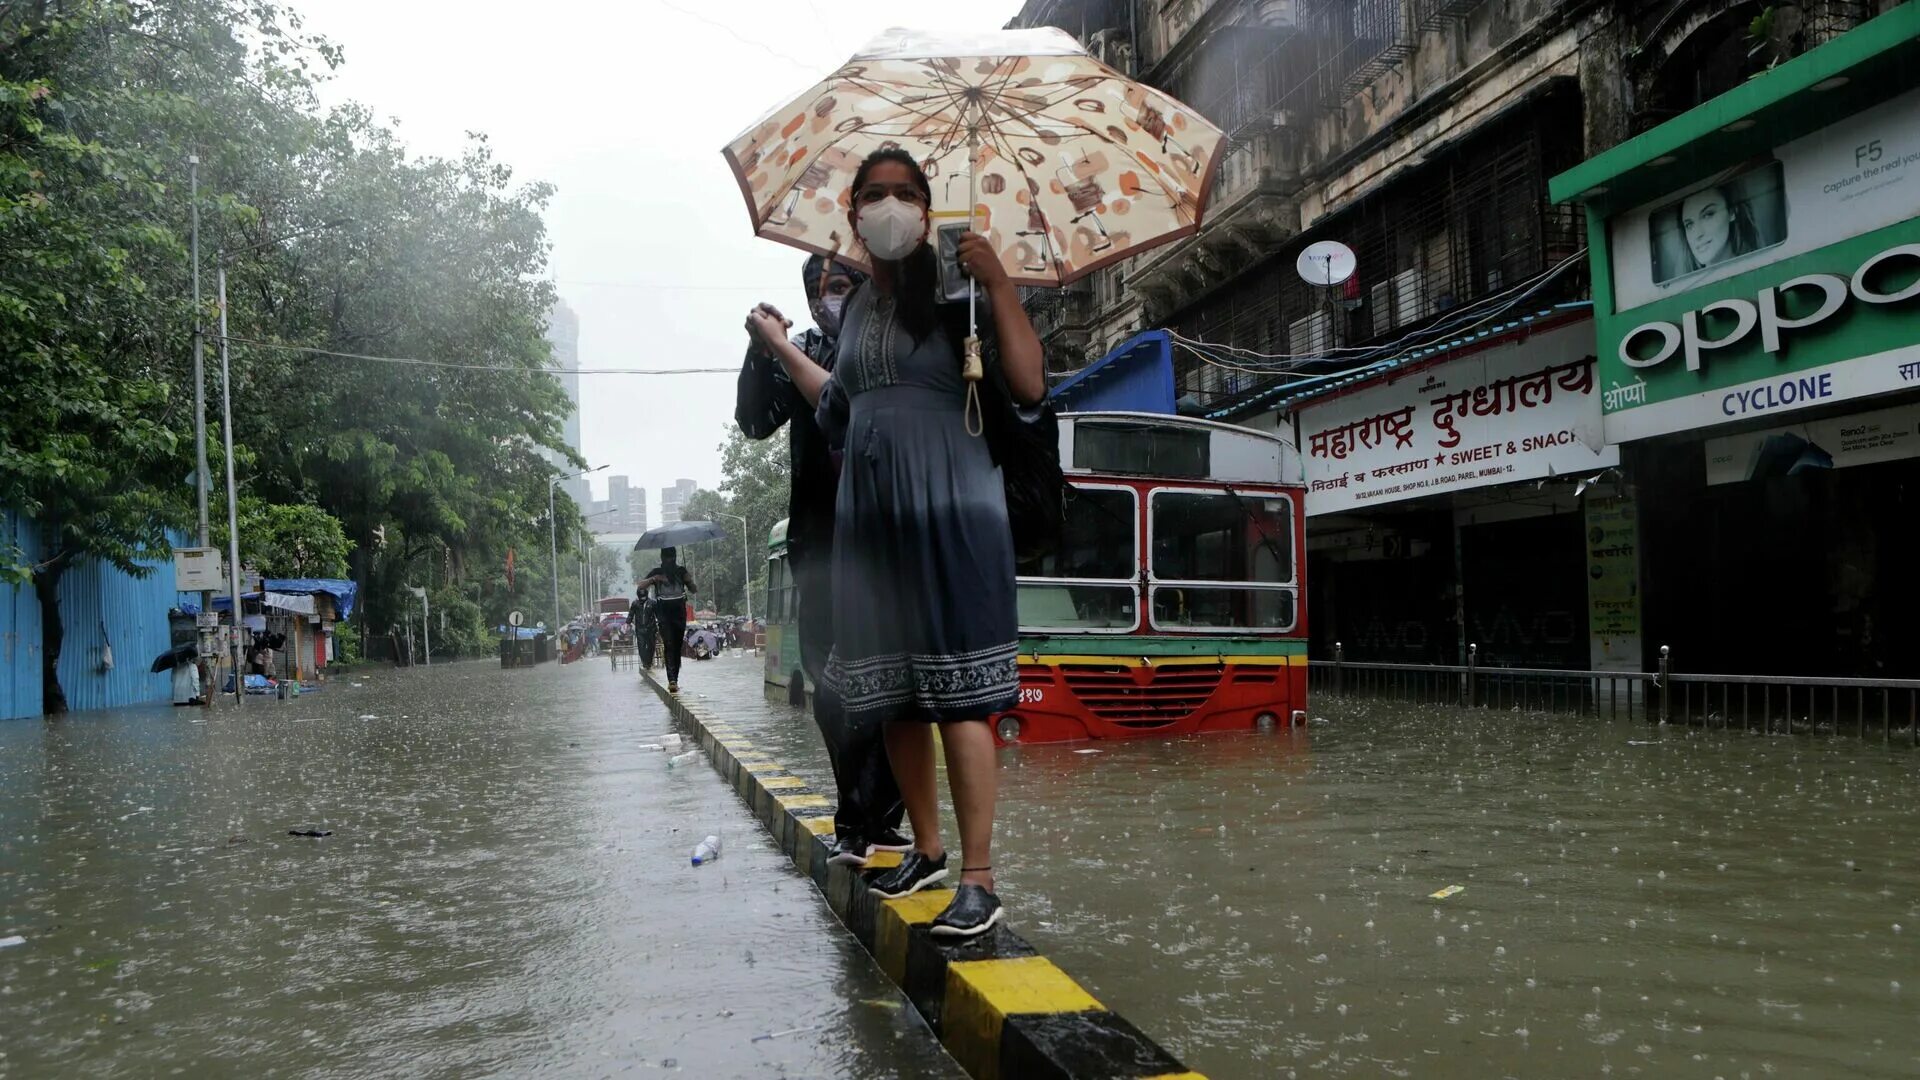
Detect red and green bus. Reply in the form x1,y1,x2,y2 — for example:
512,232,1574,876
766,411,1309,741
997,411,1308,744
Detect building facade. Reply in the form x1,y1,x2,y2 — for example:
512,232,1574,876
1011,0,1910,681
600,475,648,535
659,479,698,525
543,300,588,510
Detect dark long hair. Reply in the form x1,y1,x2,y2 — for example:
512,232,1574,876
850,147,941,345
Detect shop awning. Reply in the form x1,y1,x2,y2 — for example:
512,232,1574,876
1223,302,1591,416
1050,330,1176,414
263,578,356,619
1550,3,1920,212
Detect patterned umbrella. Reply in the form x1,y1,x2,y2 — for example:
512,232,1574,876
723,26,1226,287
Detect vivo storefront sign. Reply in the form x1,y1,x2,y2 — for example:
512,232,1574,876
1592,86,1920,442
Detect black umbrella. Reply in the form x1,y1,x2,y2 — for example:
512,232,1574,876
632,520,729,551
150,641,197,672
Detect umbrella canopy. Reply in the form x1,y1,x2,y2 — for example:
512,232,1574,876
632,520,729,551
724,26,1225,287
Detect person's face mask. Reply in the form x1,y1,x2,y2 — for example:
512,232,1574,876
857,196,927,262
816,294,847,335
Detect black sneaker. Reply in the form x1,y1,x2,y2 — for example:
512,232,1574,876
929,884,1006,939
826,836,872,868
869,828,913,853
868,851,948,899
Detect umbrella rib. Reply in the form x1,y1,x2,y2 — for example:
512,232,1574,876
997,146,1068,283
920,62,980,155
839,73,974,148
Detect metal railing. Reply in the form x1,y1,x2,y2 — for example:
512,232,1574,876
1311,643,1920,744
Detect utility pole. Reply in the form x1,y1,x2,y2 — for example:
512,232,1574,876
217,265,244,704
408,585,431,667
714,511,754,624
189,155,215,706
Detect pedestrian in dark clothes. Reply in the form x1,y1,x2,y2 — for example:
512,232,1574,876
638,548,696,692
738,252,908,868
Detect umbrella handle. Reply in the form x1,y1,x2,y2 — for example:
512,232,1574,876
962,132,985,437
967,133,979,340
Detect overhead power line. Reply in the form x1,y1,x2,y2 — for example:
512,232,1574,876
220,335,738,375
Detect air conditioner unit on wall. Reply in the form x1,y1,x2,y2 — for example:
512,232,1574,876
1087,28,1133,73
1392,267,1425,327
1369,280,1394,332
1288,309,1345,358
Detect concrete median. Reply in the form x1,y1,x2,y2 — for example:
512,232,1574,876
640,670,1204,1080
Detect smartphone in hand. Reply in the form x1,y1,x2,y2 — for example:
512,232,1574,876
935,221,973,302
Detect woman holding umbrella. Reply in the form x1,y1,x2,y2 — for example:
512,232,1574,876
746,148,1045,938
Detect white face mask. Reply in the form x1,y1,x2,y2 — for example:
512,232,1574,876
856,197,926,262
818,294,846,334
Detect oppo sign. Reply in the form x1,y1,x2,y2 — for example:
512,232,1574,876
1619,243,1920,372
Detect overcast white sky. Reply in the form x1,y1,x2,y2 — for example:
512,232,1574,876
302,0,1024,511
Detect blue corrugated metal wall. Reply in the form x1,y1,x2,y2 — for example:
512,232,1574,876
2,510,44,720
3,510,185,719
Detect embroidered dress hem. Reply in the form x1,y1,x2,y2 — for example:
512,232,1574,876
825,642,1020,722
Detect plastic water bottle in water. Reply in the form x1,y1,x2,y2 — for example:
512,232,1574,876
667,750,701,768
691,835,722,866
659,733,685,749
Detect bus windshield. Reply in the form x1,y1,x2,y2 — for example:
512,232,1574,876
1149,488,1296,632
1016,485,1138,631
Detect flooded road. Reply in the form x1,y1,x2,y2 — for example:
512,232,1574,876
688,661,1920,1079
0,657,957,1079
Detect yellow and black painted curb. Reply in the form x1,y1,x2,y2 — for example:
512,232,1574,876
640,671,1205,1080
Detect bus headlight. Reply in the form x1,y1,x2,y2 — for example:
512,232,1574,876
996,714,1022,742
1255,712,1278,732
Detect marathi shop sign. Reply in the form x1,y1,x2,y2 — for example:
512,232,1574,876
1597,88,1920,442
1300,321,1617,515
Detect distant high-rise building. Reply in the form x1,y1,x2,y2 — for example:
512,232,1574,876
601,475,648,534
543,300,587,509
660,479,698,525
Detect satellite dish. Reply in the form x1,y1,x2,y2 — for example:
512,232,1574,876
1296,240,1357,287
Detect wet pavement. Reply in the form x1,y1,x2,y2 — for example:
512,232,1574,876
0,655,959,1079
680,658,1920,1080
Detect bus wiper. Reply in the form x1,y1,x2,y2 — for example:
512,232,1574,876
1221,485,1289,573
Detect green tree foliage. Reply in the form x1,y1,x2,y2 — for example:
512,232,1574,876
2,1,582,708
218,498,351,578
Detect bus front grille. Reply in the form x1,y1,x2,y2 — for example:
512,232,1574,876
1059,664,1223,727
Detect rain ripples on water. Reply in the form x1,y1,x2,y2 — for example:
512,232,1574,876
697,664,1920,1078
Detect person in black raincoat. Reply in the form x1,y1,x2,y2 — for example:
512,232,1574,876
737,253,907,866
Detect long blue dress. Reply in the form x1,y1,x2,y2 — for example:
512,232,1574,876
815,288,1020,723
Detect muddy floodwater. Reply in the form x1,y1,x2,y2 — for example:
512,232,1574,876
0,659,956,1079
689,661,1920,1079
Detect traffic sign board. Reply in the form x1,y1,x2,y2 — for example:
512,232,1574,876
507,610,525,627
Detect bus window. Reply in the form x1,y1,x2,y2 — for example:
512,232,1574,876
1019,487,1135,579
1148,489,1296,632
1073,421,1209,479
1016,485,1138,632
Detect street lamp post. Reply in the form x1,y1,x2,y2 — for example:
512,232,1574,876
550,465,606,630
712,511,754,625
216,265,245,703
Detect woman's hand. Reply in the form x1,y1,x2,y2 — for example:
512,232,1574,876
745,303,792,351
957,232,1008,290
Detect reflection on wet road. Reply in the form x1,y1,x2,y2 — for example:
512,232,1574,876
687,661,1920,1079
0,657,957,1079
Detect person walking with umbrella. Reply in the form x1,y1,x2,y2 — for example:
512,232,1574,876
738,253,910,868
637,546,697,693
746,148,1046,938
